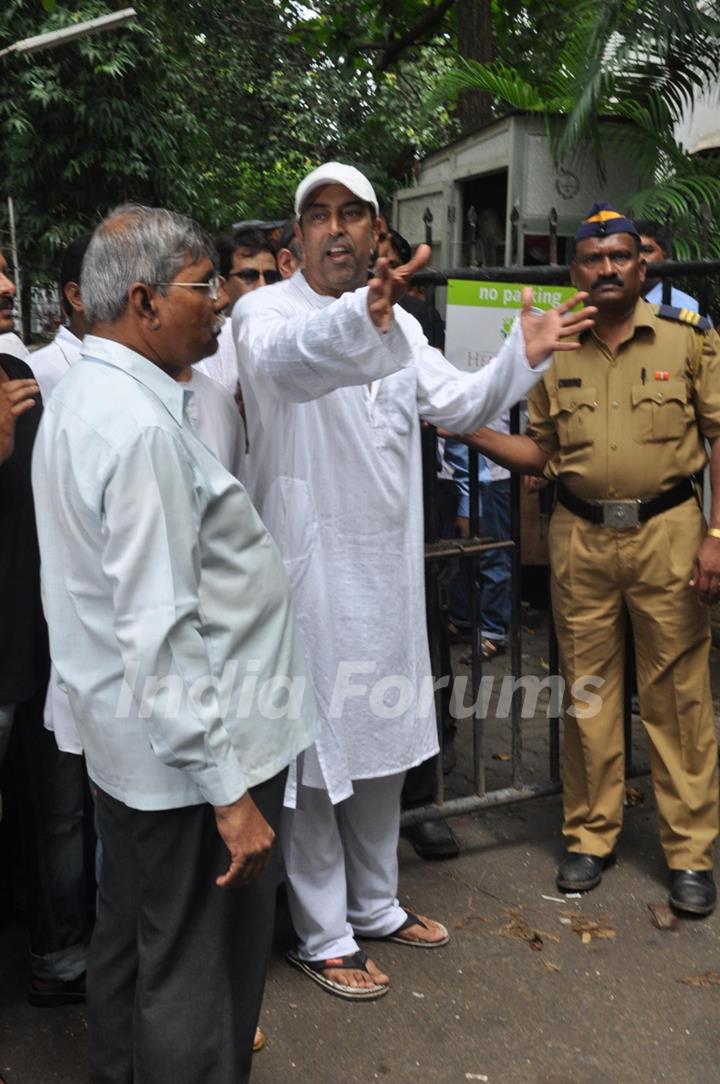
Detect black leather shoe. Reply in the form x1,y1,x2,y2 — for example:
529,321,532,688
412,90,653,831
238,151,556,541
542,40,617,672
669,870,716,916
405,819,460,860
28,971,86,1007
556,851,615,892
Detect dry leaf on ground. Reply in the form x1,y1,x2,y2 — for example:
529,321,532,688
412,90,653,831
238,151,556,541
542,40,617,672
543,958,561,973
495,909,559,951
492,753,511,762
648,902,678,931
571,914,617,943
679,971,720,988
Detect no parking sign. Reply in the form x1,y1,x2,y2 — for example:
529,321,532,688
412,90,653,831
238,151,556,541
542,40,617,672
444,280,577,372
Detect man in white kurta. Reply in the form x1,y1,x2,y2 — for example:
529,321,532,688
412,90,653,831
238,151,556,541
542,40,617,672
234,163,594,999
29,234,91,402
30,322,83,399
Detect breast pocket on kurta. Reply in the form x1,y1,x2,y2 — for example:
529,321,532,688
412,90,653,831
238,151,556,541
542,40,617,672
549,386,599,449
370,372,416,448
630,380,689,443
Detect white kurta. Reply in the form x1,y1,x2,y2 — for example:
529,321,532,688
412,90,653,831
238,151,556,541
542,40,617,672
196,319,241,394
0,331,29,360
30,328,85,753
28,325,82,400
234,271,550,804
184,367,247,482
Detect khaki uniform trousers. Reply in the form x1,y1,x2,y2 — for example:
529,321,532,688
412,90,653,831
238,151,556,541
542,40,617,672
549,498,719,869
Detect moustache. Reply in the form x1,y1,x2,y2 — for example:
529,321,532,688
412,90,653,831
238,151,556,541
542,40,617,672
592,275,624,289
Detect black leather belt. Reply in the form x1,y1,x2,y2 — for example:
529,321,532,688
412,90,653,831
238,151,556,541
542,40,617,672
556,478,697,528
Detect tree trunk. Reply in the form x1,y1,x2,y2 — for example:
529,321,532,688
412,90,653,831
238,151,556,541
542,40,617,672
457,0,493,135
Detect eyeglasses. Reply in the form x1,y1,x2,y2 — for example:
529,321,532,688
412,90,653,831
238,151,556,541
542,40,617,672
153,272,223,300
228,268,280,285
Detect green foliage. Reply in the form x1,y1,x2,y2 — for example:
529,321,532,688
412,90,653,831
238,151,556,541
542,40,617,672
1,0,212,275
282,0,457,72
1,0,458,280
9,0,717,285
438,0,720,258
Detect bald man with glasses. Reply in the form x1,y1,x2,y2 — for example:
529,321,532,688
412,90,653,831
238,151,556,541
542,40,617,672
32,205,317,1083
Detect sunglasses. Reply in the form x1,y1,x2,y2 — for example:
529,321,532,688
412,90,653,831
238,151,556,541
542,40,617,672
228,268,280,285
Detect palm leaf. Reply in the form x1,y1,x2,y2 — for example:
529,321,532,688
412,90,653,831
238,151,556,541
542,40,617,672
437,59,564,113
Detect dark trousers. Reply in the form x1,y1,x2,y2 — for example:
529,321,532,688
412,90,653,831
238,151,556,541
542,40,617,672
0,682,91,977
88,771,287,1084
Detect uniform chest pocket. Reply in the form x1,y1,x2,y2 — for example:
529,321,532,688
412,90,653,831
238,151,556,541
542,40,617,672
549,386,599,449
630,380,688,443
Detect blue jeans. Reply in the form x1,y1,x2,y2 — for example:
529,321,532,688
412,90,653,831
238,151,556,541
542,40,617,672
479,479,512,643
449,479,512,643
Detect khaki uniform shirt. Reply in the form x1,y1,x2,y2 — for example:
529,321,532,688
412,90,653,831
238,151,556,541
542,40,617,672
526,298,720,500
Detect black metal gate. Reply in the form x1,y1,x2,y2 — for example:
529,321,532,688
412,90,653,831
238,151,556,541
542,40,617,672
402,205,720,827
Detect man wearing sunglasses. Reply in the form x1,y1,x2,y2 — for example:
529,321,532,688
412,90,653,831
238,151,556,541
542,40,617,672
224,227,280,302
197,228,279,404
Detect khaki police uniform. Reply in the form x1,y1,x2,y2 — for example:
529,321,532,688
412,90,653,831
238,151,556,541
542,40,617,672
527,298,720,868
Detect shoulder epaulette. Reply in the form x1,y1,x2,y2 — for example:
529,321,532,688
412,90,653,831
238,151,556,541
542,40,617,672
657,304,711,331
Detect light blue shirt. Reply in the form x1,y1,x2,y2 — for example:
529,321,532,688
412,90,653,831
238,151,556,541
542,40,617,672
644,282,700,312
32,335,318,811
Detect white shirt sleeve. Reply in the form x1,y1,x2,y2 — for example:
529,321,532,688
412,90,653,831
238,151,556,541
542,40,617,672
235,285,414,403
409,312,551,433
100,425,247,806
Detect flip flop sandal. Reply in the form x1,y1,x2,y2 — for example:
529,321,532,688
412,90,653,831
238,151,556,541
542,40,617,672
365,910,450,948
286,948,389,1001
460,639,503,666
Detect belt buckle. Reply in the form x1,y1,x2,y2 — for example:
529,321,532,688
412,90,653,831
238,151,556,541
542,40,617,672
601,500,640,529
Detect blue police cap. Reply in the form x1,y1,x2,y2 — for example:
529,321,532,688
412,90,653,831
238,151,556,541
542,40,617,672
575,202,640,242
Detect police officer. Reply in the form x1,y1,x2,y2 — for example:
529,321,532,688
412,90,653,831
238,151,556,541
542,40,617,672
457,202,720,916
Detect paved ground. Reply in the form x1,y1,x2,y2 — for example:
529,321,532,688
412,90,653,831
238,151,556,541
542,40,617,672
2,619,719,1084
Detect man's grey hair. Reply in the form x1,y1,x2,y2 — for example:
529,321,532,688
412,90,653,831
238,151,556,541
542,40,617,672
82,204,217,324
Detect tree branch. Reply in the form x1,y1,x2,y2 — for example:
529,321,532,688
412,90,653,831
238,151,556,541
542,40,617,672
375,0,458,71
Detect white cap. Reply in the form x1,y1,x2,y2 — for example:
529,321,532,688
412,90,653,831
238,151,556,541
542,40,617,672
294,162,379,217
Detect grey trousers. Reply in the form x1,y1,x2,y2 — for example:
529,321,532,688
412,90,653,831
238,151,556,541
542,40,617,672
87,771,286,1084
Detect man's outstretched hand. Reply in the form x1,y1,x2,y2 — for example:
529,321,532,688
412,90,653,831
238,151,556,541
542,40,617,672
367,243,432,333
520,288,596,367
214,791,275,888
